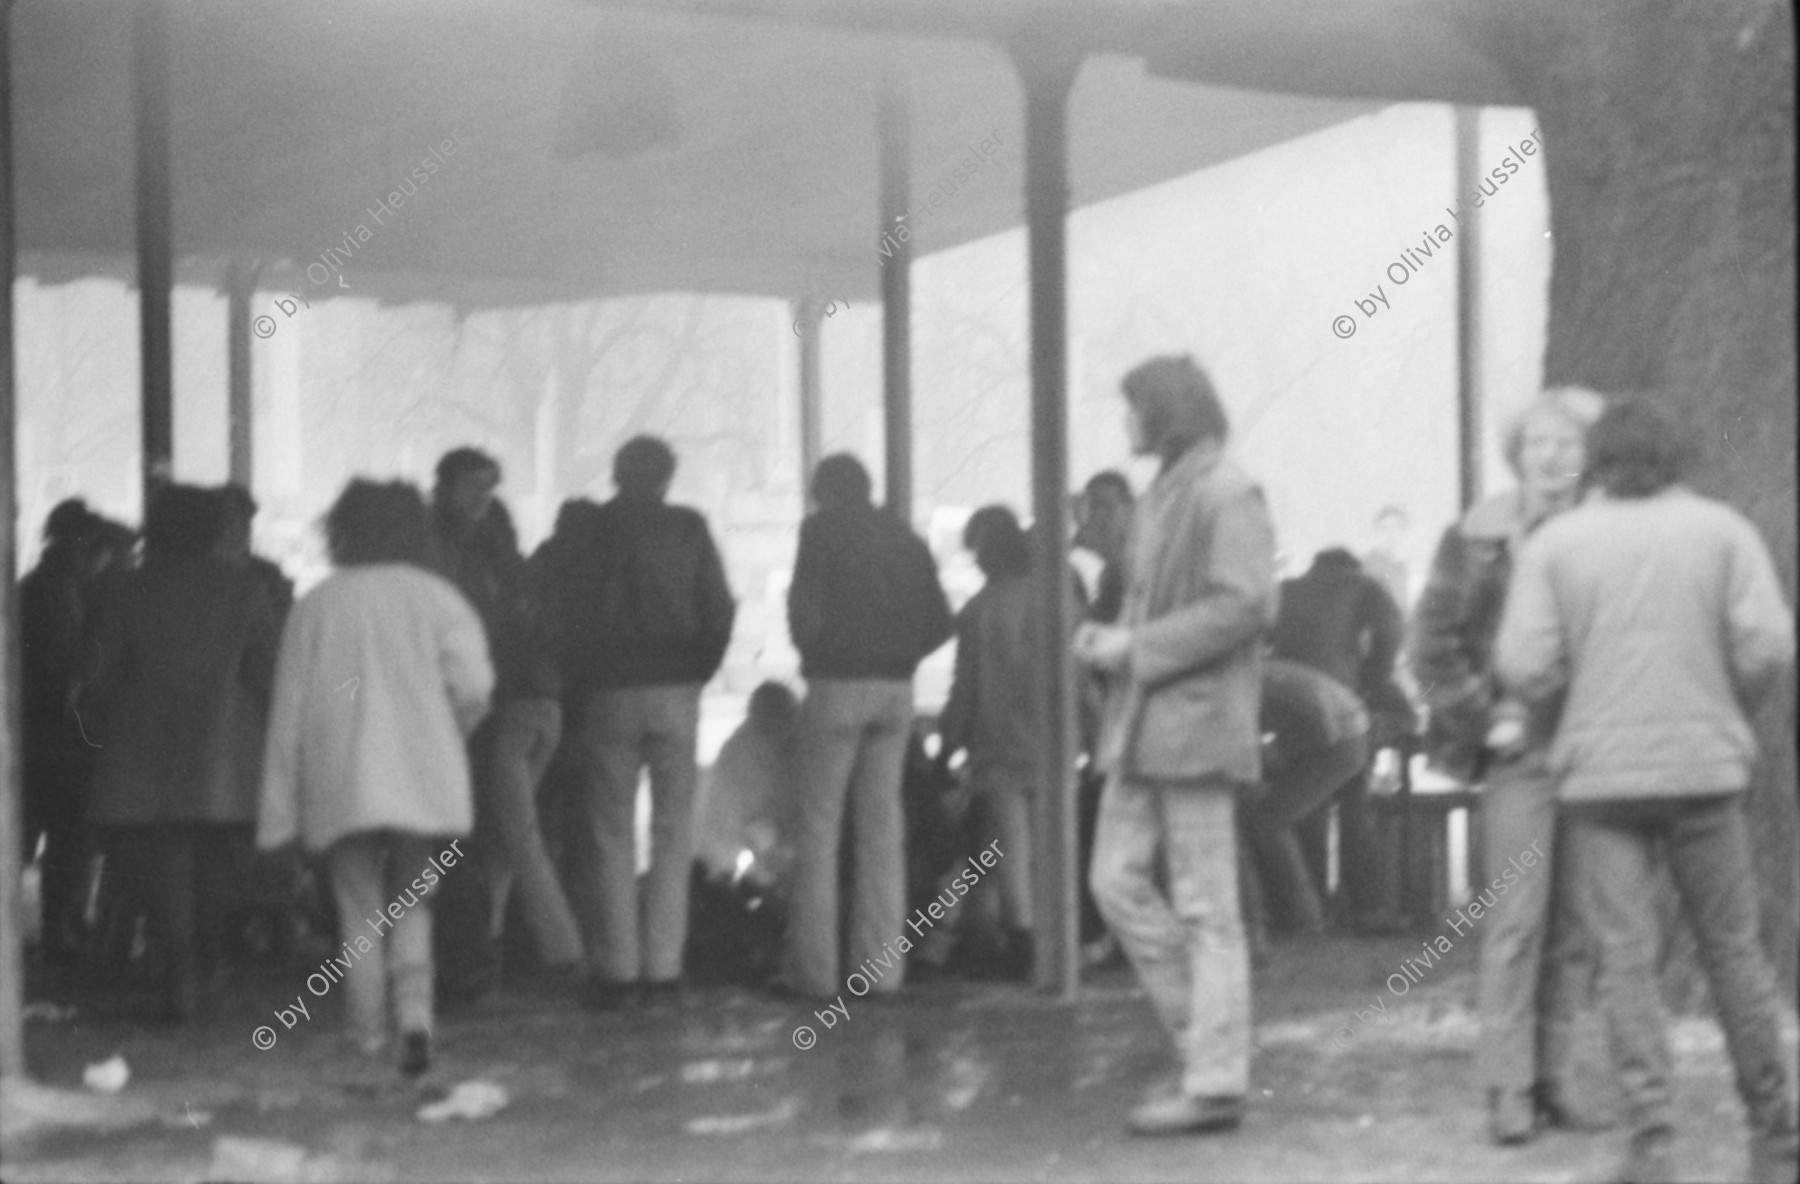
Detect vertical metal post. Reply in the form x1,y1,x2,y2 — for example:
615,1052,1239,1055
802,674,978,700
794,297,824,511
1454,106,1482,510
877,85,912,522
1015,43,1081,999
136,0,173,503
226,259,258,488
0,0,26,1079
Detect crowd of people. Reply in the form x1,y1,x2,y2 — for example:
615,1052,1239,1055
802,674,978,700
16,352,1795,1181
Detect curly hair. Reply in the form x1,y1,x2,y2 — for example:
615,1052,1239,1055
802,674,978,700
1581,396,1688,498
325,479,440,568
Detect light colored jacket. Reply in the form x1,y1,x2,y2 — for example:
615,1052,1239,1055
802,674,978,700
258,564,494,853
1097,440,1279,784
1495,487,1793,802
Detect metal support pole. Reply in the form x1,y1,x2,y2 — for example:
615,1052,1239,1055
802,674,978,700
1454,106,1482,510
794,297,824,512
135,0,173,503
225,259,259,488
877,84,912,522
0,0,26,1080
1015,43,1081,999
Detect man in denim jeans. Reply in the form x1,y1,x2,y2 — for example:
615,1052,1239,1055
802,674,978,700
781,455,952,999
539,437,736,1011
1078,355,1278,1136
1497,398,1796,1184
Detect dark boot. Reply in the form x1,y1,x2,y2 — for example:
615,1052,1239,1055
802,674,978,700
1488,1087,1537,1146
1535,1078,1616,1132
998,927,1035,983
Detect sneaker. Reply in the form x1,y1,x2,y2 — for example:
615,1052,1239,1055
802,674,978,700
581,977,637,1013
1489,1087,1538,1146
1535,1078,1616,1132
1127,1087,1245,1136
399,1029,431,1077
1613,1124,1675,1184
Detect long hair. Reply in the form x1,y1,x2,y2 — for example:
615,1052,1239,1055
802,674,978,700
325,479,439,569
1120,354,1229,465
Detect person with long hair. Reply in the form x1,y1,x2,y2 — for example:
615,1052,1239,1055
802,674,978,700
1411,386,1611,1143
1078,355,1278,1136
258,480,493,1075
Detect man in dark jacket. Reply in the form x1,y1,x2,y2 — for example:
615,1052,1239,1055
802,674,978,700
432,448,583,1002
1269,547,1411,929
540,437,735,1009
1078,355,1277,1136
781,454,952,999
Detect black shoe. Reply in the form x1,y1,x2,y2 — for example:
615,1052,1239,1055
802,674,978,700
581,977,636,1013
1128,1087,1245,1136
997,928,1035,983
1489,1087,1538,1146
637,979,686,1011
1534,1079,1615,1132
399,1029,431,1077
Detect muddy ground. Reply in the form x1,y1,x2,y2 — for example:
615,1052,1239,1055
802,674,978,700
6,932,1792,1182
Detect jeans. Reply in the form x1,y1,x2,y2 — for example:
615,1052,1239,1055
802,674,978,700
325,831,437,1046
482,699,585,969
970,771,1034,931
1476,747,1593,1094
582,684,702,983
1566,795,1795,1135
1091,776,1251,1099
785,679,913,997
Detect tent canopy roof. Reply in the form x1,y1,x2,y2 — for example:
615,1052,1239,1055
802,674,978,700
14,0,1511,308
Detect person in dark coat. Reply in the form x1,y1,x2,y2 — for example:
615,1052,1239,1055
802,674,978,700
1238,659,1371,944
781,453,953,999
85,485,279,1019
538,437,736,1010
1073,471,1135,957
20,500,109,962
1268,547,1411,929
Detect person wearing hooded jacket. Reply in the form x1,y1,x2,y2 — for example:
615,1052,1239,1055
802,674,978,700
1076,355,1278,1136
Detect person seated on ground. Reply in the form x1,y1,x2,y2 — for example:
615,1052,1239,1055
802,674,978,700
683,683,799,988
694,681,800,894
1238,658,1372,953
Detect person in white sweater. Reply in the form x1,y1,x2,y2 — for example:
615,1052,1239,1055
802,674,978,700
259,480,493,1076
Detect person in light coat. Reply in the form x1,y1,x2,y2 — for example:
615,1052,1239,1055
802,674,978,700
259,480,493,1076
1495,397,1796,1184
1076,354,1278,1136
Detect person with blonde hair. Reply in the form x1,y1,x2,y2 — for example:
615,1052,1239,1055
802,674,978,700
1411,384,1610,1143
